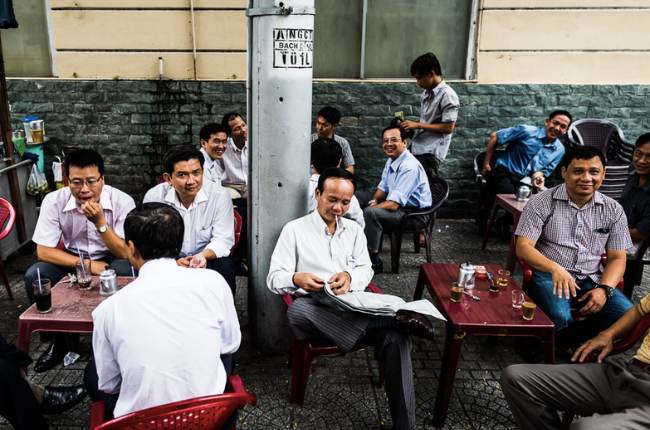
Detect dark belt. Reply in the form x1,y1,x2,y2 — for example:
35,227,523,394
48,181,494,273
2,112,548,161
632,358,650,372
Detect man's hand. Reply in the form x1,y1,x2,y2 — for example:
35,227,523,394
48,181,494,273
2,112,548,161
571,332,614,363
551,265,580,299
81,202,106,227
328,272,351,296
531,171,546,189
481,164,492,177
177,256,192,268
577,288,607,315
188,254,208,269
400,120,418,132
91,261,109,275
293,273,326,292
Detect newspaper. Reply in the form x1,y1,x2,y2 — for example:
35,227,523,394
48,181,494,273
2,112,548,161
310,283,446,321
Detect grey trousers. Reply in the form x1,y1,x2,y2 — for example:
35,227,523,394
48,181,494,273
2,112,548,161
500,356,650,430
287,297,416,430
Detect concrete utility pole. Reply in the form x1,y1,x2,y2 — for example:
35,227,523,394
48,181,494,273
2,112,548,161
247,0,315,352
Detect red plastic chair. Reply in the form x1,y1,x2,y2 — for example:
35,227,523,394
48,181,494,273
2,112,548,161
0,198,16,300
89,375,256,430
230,209,242,257
281,282,385,406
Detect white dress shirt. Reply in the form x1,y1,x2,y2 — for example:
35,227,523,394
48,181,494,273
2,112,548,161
143,181,234,258
267,210,373,297
222,138,248,185
200,147,224,184
92,258,240,418
308,175,365,229
32,185,136,260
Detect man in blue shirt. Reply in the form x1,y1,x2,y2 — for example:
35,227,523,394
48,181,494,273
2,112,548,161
357,125,432,273
478,110,572,236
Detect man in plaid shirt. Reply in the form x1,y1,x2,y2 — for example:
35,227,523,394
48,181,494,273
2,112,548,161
516,146,634,352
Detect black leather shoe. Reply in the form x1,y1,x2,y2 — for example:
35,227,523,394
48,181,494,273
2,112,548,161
371,259,383,274
34,340,66,373
396,310,435,340
41,385,87,414
235,260,249,277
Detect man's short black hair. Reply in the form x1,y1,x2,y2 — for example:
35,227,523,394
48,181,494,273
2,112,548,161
389,117,414,140
561,146,606,170
318,106,341,126
65,149,104,178
162,145,205,175
311,138,342,174
124,203,184,260
549,110,573,125
317,167,355,194
410,52,442,77
382,124,409,142
636,132,650,148
200,123,228,142
221,112,243,135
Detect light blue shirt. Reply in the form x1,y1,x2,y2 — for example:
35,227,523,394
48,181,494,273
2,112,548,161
494,125,565,178
378,150,432,208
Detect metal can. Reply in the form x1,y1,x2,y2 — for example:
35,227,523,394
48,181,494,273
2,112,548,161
99,269,119,297
457,262,476,290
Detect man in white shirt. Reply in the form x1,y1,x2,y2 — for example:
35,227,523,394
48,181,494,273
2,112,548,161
84,202,240,422
220,112,248,199
143,146,236,294
309,138,364,228
24,149,136,373
199,123,227,184
267,168,434,430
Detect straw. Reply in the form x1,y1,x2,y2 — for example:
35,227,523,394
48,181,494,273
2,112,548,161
37,267,43,294
131,266,136,281
75,242,87,279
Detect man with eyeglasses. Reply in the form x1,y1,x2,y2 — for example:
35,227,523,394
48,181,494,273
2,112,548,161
24,149,136,372
356,125,432,273
478,110,573,237
143,145,236,294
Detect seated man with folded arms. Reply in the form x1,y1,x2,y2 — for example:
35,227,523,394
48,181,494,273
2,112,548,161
25,149,135,372
619,133,650,293
501,291,650,430
515,146,633,353
310,106,355,174
199,123,227,184
310,137,364,228
356,125,432,273
268,167,434,430
220,112,248,200
84,203,240,425
143,146,236,294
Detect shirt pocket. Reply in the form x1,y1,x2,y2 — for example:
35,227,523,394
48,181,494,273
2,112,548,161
197,227,212,248
587,228,610,255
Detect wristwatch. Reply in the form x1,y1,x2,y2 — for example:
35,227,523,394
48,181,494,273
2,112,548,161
368,200,377,205
97,224,109,234
597,284,615,300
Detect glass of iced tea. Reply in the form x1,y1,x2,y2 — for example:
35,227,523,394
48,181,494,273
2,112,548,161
76,259,92,290
33,279,52,314
522,301,537,320
450,282,464,303
498,270,510,288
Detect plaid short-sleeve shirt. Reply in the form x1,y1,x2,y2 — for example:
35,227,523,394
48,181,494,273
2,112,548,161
515,183,632,284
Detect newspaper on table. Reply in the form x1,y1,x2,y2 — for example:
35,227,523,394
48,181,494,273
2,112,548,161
310,282,446,322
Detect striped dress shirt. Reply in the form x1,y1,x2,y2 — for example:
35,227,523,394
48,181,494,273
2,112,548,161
515,183,632,283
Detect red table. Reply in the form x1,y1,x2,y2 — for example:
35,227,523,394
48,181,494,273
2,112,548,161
18,276,130,357
413,263,555,428
481,194,527,273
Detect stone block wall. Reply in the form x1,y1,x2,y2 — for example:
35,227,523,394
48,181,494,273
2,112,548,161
8,80,650,218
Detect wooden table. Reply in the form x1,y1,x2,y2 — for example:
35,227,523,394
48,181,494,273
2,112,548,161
18,276,130,357
481,194,528,272
413,263,555,428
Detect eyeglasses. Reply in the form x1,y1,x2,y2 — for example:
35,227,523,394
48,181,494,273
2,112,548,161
210,139,228,145
382,138,403,144
69,177,103,188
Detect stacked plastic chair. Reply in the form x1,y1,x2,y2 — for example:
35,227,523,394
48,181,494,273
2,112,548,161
566,119,635,200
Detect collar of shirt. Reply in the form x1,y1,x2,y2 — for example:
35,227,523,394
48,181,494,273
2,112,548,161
552,183,603,209
308,209,345,238
63,187,114,213
631,173,650,192
164,186,208,211
388,149,409,172
536,126,559,148
200,147,221,170
426,79,447,99
228,139,247,153
137,258,178,279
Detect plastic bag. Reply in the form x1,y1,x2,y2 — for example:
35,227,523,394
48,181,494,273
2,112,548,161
26,164,48,195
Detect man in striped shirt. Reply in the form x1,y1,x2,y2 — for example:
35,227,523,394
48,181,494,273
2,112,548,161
515,146,633,352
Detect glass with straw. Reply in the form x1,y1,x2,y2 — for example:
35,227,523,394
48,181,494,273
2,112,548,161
33,268,52,313
76,243,92,290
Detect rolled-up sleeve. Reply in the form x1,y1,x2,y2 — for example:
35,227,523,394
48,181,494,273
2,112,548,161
497,125,527,147
267,225,299,296
32,193,63,248
515,198,547,242
606,206,633,250
205,193,235,258
386,166,420,207
440,91,459,123
112,196,136,239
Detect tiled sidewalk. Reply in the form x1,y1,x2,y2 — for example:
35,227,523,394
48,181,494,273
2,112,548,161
1,220,647,429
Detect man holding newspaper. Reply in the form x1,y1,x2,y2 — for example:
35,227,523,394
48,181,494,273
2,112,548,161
267,167,438,430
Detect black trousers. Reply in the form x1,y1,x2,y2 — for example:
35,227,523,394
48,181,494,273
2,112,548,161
477,169,521,234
